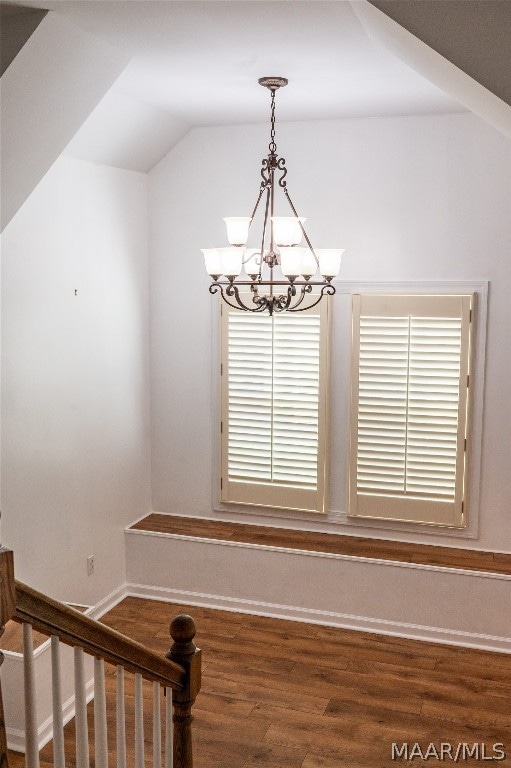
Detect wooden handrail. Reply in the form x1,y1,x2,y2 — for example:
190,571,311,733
13,580,186,690
0,552,201,768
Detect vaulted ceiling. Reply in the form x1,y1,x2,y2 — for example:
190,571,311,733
1,0,510,181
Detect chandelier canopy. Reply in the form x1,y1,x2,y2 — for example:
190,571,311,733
202,77,344,314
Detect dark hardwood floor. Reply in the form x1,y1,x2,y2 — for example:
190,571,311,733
130,514,511,575
8,596,511,766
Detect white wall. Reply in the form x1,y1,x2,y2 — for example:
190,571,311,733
0,11,129,231
1,156,151,604
149,113,511,553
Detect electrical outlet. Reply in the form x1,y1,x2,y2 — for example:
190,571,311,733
87,555,95,576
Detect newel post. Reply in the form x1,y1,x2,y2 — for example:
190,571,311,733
0,547,15,768
167,614,201,768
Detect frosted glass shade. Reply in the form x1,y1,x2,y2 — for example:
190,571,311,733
316,248,344,279
223,217,251,246
219,246,244,277
272,217,306,246
279,247,307,278
202,248,222,277
301,249,318,278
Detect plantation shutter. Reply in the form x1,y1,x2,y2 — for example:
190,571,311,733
220,300,329,513
348,294,473,527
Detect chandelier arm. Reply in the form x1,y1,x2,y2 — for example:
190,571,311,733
276,157,287,188
283,187,319,267
261,158,271,187
209,283,241,309
242,252,261,267
286,285,297,309
271,286,309,314
209,283,247,312
240,183,267,269
259,186,271,279
226,283,256,312
269,168,275,294
210,279,328,287
209,283,252,312
252,295,274,313
285,284,311,312
275,286,293,313
287,283,336,312
231,283,274,313
249,185,266,223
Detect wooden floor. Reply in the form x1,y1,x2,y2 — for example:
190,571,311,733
131,513,511,575
9,596,511,767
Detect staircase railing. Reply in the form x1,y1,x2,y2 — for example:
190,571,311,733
0,547,201,768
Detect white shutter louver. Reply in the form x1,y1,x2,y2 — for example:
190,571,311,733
349,294,473,527
221,300,329,513
227,314,273,483
272,315,321,488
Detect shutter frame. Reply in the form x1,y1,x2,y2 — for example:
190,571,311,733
348,293,473,527
220,298,330,514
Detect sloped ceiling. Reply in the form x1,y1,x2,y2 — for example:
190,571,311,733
0,3,47,75
1,0,469,173
1,0,509,174
354,0,510,139
1,9,130,230
369,0,511,106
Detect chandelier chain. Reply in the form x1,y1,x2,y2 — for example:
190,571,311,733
269,90,277,155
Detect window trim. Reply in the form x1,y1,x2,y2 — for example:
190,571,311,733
211,280,487,542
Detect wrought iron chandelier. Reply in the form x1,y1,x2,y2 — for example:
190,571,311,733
202,76,344,314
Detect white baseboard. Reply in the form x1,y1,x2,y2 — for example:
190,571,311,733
88,581,128,620
126,581,511,655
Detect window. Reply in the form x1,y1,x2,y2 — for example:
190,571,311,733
348,294,474,528
220,299,330,514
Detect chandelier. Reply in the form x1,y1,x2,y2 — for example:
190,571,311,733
202,76,344,314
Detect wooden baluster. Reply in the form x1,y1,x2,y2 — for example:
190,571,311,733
74,647,90,768
167,615,201,768
116,666,126,768
164,688,173,768
0,548,15,768
134,673,144,768
50,637,65,768
94,657,108,768
153,682,161,768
